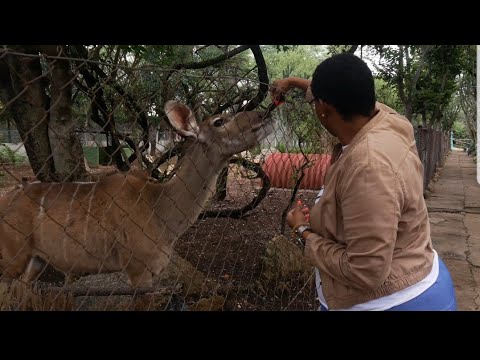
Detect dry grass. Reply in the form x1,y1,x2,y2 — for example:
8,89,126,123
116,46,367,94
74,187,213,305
0,281,74,311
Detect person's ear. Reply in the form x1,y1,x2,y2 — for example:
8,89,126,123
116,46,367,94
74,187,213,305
317,99,327,109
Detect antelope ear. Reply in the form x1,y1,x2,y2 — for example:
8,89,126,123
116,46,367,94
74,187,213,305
164,101,199,139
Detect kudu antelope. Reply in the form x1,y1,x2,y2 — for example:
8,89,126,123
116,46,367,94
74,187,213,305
0,101,275,288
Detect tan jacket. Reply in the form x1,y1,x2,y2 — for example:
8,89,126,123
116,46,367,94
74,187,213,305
305,103,434,309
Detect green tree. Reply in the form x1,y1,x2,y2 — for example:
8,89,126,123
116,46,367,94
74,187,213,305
262,45,328,79
0,45,269,180
365,45,473,130
458,46,476,144
375,78,402,111
0,45,88,181
365,45,434,121
261,46,333,153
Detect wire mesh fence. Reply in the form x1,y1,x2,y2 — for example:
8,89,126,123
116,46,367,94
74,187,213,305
0,46,450,311
414,127,451,192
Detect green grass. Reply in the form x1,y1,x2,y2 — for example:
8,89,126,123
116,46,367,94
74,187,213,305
83,146,99,167
0,145,27,165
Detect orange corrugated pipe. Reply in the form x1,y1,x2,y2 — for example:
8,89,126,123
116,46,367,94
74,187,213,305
262,153,332,190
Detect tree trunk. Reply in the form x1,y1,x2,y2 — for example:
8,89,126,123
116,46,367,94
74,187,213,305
0,48,57,181
405,102,413,122
43,46,88,181
70,46,129,172
397,45,432,124
6,116,11,142
459,73,476,143
149,123,157,156
214,166,229,201
429,70,449,129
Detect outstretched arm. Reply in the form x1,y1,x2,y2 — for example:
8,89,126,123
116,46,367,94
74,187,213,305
270,77,313,104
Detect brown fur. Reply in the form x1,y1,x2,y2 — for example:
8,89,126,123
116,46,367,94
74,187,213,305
0,102,274,288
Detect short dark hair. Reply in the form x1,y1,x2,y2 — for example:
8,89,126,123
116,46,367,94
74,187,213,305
310,53,376,122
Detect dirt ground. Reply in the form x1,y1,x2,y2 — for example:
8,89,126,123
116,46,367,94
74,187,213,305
0,163,319,311
174,172,319,311
3,151,479,311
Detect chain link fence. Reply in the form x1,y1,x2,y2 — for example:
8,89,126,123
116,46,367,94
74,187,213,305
0,46,451,311
414,127,451,192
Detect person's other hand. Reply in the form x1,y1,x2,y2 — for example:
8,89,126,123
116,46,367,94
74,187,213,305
287,200,310,229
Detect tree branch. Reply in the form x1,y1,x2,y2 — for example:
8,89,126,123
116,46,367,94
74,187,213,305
410,45,433,96
71,45,149,134
345,45,359,54
169,45,250,75
70,46,144,171
280,139,312,235
0,60,14,104
213,65,258,114
117,133,150,168
397,45,407,104
430,69,449,126
151,142,184,170
238,46,269,112
199,157,271,219
41,285,174,297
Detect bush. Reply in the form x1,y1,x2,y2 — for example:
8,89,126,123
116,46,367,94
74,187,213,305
0,145,27,165
0,282,74,311
277,143,287,153
249,145,262,156
276,143,320,154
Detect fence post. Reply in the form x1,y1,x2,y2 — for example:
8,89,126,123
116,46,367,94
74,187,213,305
424,128,429,191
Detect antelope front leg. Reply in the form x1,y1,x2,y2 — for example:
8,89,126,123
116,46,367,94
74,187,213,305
126,271,153,289
125,262,153,289
19,256,47,284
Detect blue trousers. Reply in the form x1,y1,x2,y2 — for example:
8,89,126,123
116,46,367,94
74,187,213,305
320,257,457,311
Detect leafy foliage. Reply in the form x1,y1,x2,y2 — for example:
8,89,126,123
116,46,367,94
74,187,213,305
262,46,333,152
365,45,474,129
0,145,26,165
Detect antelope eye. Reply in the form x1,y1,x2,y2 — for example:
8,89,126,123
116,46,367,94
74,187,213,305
213,118,224,127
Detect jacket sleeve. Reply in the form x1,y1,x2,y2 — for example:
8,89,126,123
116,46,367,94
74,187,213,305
304,163,403,290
